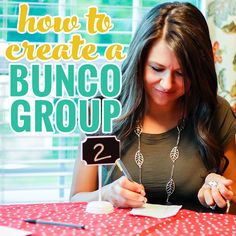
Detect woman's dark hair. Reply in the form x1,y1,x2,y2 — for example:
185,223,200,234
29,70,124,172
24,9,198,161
112,2,228,173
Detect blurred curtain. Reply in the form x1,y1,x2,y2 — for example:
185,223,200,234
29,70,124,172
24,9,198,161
203,0,236,112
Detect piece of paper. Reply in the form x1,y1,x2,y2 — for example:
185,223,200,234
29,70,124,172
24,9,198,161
130,203,182,218
0,226,32,236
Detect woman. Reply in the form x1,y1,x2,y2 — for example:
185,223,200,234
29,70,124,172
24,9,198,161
70,2,236,211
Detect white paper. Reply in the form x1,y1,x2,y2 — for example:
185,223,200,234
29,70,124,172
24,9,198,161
130,203,182,218
0,226,32,236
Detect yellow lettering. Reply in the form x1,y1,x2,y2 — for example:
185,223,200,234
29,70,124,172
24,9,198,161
37,15,53,33
105,44,126,60
17,4,37,33
5,35,100,61
69,35,85,60
37,44,51,60
54,16,80,33
85,7,113,34
81,44,99,60
52,44,70,60
17,3,80,34
22,41,37,60
5,44,22,60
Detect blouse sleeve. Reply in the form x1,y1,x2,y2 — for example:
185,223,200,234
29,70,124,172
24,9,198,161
214,96,236,148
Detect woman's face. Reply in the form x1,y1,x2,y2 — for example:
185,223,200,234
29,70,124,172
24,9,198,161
144,38,188,110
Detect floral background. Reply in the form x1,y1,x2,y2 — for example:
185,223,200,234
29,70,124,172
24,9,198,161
205,0,236,113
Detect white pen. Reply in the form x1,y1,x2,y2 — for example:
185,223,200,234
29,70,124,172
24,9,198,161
226,200,231,214
115,158,133,181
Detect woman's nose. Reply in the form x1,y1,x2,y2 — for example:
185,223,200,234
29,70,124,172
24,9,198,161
160,71,173,90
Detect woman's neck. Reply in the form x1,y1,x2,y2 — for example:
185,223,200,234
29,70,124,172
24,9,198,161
142,101,183,134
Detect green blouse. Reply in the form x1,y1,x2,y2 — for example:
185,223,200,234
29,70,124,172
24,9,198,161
108,96,236,210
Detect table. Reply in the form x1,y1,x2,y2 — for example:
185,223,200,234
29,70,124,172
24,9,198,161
0,202,236,236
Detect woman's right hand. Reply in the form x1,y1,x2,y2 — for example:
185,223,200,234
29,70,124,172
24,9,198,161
103,176,147,208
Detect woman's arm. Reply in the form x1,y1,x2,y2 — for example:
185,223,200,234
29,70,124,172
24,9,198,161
223,137,236,202
198,137,236,208
70,156,147,207
70,158,99,202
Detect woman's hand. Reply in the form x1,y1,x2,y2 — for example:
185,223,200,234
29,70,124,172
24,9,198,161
103,176,147,208
198,173,234,209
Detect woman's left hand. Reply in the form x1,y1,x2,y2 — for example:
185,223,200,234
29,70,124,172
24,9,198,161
198,173,234,209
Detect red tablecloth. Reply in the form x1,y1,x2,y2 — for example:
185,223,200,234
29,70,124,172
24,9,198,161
0,202,236,236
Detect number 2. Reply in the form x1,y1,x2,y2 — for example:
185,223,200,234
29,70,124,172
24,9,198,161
94,143,112,162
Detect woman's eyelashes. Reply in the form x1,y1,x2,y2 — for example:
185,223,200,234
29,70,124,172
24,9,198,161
175,71,183,77
150,65,164,72
149,65,183,78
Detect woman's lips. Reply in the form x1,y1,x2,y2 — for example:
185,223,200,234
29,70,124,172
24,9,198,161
154,88,173,95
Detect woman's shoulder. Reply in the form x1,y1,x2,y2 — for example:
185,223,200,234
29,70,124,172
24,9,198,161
217,95,232,107
215,96,235,117
214,95,236,147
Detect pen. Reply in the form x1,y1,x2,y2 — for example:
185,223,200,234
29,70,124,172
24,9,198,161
115,158,133,181
226,200,231,214
24,219,85,229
